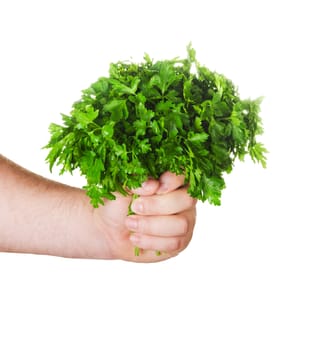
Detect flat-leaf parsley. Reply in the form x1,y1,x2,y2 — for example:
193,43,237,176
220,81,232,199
45,44,267,207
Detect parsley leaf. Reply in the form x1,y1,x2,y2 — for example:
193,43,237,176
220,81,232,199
44,44,267,207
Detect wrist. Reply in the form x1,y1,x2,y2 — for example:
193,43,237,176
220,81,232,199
61,189,114,260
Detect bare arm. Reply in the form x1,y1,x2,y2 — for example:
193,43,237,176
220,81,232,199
0,154,101,258
0,155,196,262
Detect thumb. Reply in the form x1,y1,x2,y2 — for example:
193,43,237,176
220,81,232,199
130,178,160,196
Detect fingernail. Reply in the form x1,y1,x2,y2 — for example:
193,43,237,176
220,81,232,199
131,199,144,214
157,183,168,194
142,181,152,191
125,217,138,231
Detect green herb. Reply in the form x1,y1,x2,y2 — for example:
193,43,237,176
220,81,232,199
44,44,267,208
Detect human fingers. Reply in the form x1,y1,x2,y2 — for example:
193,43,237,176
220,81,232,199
157,171,186,194
127,208,195,253
130,171,186,196
130,187,196,216
130,178,159,196
129,234,188,254
125,212,191,237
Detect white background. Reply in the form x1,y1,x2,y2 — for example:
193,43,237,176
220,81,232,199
0,0,310,349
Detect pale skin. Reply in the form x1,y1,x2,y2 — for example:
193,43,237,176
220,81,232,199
0,154,196,262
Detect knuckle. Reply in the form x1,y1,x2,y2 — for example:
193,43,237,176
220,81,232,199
136,217,147,234
167,238,182,252
179,216,189,235
180,190,196,209
186,195,196,208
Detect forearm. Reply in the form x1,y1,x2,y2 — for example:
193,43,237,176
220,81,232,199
0,155,196,262
0,155,99,258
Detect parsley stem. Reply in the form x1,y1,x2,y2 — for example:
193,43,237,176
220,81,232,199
134,246,140,256
128,193,141,256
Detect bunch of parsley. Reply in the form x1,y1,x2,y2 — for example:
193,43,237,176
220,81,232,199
45,44,267,208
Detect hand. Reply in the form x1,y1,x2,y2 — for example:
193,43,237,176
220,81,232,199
91,172,197,262
0,155,196,262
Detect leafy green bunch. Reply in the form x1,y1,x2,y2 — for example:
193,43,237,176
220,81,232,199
45,44,267,207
